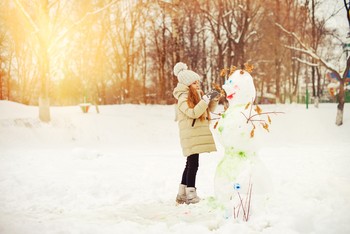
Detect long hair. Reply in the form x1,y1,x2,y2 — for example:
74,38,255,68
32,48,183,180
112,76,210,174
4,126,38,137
187,85,210,121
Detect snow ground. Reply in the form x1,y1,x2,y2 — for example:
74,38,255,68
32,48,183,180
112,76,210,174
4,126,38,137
0,101,350,234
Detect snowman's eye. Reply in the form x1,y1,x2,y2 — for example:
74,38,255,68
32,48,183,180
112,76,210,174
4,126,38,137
229,80,233,83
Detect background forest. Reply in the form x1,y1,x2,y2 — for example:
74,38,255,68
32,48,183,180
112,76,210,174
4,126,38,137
0,0,347,109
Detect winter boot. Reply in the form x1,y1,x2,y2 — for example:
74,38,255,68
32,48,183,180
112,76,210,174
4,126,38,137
185,187,200,204
175,184,187,204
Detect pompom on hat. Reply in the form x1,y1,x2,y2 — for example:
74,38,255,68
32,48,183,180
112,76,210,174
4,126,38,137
173,62,201,86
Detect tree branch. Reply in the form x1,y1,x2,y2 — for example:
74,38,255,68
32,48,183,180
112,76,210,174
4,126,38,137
276,23,340,75
48,0,119,54
14,0,39,33
291,56,318,67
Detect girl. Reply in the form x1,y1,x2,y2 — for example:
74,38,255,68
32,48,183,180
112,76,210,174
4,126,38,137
172,62,219,204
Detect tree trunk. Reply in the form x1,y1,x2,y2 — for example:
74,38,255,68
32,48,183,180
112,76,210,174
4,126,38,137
274,0,282,103
0,72,2,100
335,108,343,126
233,41,245,68
172,0,183,63
7,51,13,101
336,78,345,126
39,96,50,122
260,78,265,104
335,56,350,125
312,66,317,107
314,67,321,108
314,96,319,108
141,35,147,104
37,0,51,122
39,49,50,122
275,60,281,103
159,15,166,101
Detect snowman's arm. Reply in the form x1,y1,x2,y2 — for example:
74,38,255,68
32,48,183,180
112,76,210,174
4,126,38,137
178,96,208,119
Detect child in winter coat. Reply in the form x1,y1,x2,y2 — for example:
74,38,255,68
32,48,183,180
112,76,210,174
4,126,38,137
172,62,219,204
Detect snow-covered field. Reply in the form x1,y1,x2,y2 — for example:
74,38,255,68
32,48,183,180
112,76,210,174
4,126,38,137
0,100,350,234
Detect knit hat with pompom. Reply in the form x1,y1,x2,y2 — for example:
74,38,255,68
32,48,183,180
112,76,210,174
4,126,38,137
173,62,201,86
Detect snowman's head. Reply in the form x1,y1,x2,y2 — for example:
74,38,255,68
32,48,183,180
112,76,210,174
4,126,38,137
222,70,256,106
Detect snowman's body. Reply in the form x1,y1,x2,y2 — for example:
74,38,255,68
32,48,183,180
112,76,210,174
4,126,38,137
215,70,270,217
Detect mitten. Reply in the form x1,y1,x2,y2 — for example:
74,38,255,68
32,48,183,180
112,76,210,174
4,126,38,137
202,90,219,104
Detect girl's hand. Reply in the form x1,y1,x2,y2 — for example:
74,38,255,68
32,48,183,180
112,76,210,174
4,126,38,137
202,90,219,103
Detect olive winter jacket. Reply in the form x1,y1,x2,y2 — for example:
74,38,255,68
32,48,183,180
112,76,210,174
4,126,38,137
173,83,217,157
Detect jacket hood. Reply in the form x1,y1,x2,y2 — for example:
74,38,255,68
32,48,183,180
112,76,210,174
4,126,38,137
173,83,189,100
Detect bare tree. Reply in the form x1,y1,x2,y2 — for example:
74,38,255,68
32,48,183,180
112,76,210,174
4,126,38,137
277,23,348,126
0,29,7,100
1,0,344,107
9,0,118,121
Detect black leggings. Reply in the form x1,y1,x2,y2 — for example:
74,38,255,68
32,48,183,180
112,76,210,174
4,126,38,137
181,154,199,187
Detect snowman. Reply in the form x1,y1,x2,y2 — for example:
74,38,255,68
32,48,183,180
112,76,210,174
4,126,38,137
214,67,271,220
